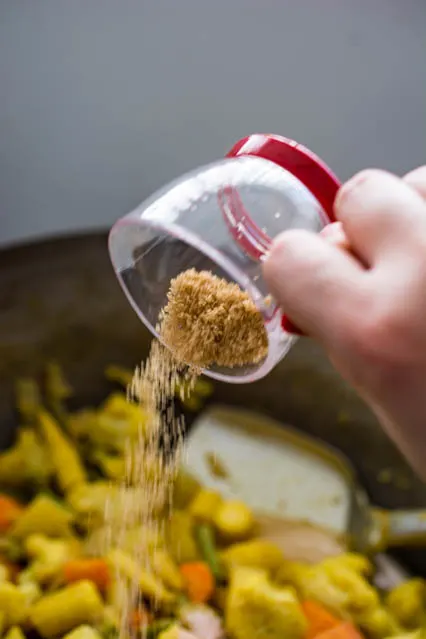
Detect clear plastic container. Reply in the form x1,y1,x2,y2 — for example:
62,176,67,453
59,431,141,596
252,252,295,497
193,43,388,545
109,134,340,383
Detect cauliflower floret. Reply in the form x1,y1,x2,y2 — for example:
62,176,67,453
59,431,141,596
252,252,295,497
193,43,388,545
297,566,350,617
298,559,378,618
226,567,307,639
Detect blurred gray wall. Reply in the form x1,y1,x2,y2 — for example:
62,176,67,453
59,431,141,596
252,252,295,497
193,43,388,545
1,0,425,247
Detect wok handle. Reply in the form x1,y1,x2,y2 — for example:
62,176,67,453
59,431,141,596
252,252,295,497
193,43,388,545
372,508,426,549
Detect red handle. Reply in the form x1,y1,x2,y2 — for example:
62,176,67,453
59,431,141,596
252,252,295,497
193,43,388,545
226,134,341,335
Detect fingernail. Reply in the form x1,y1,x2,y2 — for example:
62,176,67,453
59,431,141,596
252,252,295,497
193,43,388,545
335,170,374,209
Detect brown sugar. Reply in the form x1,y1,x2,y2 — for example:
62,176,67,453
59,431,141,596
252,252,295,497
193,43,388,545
102,269,267,638
159,268,268,369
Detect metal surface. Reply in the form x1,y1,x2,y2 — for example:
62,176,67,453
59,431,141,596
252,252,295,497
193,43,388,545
0,231,425,573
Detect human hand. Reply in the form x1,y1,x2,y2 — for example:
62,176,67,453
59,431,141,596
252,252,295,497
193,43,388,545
263,166,426,477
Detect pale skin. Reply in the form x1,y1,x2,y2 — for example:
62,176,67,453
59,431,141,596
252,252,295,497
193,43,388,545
263,166,426,479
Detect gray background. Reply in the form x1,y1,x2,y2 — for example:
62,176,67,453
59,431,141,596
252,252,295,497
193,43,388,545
1,0,425,247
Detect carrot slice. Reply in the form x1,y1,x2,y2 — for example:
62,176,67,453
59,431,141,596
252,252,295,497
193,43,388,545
63,558,111,592
129,607,153,631
0,495,24,533
302,600,342,639
314,622,364,639
179,561,215,603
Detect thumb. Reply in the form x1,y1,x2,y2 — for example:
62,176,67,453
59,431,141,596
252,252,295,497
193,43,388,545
263,229,365,342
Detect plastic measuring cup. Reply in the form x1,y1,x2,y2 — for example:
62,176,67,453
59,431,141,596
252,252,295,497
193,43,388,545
109,134,340,383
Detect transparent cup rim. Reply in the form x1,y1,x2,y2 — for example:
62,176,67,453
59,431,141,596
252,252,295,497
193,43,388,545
109,212,294,384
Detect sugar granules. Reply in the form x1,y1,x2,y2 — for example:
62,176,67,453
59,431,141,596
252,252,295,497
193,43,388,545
103,269,268,638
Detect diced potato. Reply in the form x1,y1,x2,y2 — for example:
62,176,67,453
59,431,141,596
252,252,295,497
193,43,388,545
190,490,223,525
226,567,307,639
63,625,103,639
213,500,254,542
275,560,309,587
0,582,28,627
29,580,104,638
4,626,26,639
221,540,284,574
355,606,401,639
321,553,373,578
38,409,87,494
11,495,74,539
386,579,425,629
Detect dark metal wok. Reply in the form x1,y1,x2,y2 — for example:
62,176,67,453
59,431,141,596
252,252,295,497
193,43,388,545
0,232,425,573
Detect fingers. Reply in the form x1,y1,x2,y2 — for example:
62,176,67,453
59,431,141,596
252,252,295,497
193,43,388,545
334,169,426,266
404,165,426,200
320,222,350,251
263,229,364,343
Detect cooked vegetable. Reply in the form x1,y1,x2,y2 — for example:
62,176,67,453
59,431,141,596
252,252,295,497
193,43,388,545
226,567,307,639
107,549,175,605
386,579,425,629
11,494,74,539
179,562,215,603
1,364,426,639
297,559,379,618
0,555,19,582
0,496,24,533
90,452,126,481
16,571,42,605
38,409,87,494
0,430,51,488
4,626,26,639
63,626,103,639
157,624,197,639
189,490,223,525
25,534,81,584
129,607,153,632
168,511,199,564
63,558,111,592
302,600,342,639
314,622,364,639
213,500,254,542
220,539,283,574
194,524,224,582
150,550,184,591
322,554,373,578
354,606,400,639
29,580,104,638
0,582,28,627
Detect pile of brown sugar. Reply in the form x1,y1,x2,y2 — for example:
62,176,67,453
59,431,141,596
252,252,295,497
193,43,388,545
160,268,268,368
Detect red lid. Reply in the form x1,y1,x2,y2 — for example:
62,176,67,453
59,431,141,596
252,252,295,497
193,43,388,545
226,134,341,335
